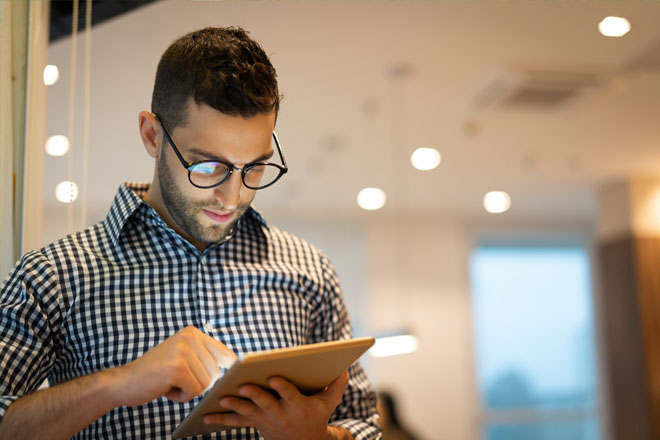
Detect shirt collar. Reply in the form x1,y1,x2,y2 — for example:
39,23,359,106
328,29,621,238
103,182,268,245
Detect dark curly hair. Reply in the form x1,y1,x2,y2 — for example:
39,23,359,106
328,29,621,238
151,27,280,130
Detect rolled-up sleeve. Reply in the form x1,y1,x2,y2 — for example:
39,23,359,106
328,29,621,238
315,255,382,440
0,252,60,422
330,361,381,439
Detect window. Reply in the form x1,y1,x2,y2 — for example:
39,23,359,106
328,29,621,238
470,246,600,440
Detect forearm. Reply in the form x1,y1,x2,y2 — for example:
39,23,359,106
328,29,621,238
0,368,121,439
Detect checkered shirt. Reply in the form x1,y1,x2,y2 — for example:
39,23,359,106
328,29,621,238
0,182,380,439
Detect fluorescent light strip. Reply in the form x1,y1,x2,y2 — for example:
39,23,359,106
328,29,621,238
368,334,419,358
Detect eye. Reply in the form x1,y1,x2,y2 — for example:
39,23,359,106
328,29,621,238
245,164,266,176
189,161,229,175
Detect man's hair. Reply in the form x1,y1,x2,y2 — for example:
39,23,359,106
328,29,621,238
151,27,279,129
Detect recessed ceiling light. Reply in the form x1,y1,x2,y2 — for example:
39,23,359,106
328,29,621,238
598,16,631,37
45,135,70,156
483,191,511,214
411,147,441,171
55,181,79,203
43,64,60,85
357,188,386,211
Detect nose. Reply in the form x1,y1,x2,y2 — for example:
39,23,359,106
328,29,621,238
214,169,242,210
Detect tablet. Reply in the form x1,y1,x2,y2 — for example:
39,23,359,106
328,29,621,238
171,336,375,438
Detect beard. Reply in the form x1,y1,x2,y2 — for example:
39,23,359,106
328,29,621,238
157,154,250,245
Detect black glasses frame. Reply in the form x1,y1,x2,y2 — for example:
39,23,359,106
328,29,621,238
155,114,288,190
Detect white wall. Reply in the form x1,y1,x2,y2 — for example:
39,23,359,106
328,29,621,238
366,217,478,440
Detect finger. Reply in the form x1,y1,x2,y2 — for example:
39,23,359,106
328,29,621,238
168,361,206,401
183,345,216,393
319,370,349,404
237,384,281,413
165,386,197,403
219,396,261,418
202,333,237,368
268,376,304,404
189,338,222,389
171,327,217,392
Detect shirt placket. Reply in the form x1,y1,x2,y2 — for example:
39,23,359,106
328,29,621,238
197,246,227,339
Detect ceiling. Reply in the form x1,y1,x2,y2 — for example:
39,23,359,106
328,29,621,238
49,0,156,42
42,0,660,226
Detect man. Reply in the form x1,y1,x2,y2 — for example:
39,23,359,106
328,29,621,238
0,27,380,439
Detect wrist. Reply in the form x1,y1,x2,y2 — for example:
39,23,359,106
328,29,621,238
96,366,127,408
325,425,354,440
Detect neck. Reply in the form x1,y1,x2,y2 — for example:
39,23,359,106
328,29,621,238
143,182,208,252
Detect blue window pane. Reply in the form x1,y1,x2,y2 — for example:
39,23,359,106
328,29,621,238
486,418,599,440
470,247,598,411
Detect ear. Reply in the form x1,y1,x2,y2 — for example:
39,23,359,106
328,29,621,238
139,110,161,159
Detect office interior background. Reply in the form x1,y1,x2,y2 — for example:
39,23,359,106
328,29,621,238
5,0,660,439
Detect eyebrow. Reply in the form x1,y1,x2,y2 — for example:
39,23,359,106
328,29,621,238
187,147,274,165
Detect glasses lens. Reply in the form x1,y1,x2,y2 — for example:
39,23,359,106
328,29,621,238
244,164,282,189
189,161,231,188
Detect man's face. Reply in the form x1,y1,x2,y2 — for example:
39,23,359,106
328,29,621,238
156,103,276,247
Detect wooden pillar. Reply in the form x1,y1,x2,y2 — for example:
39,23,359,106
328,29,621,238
598,180,660,440
22,0,49,253
0,0,48,277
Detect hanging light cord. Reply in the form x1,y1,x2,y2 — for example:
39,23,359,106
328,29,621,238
81,0,92,228
66,0,79,233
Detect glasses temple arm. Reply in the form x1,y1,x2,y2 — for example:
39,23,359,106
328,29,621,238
272,132,287,169
155,114,193,169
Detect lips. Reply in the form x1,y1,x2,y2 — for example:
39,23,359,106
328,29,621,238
202,209,234,223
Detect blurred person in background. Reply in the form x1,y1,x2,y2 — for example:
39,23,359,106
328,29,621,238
378,390,418,440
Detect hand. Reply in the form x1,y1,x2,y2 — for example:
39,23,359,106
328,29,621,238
109,326,236,407
203,370,350,440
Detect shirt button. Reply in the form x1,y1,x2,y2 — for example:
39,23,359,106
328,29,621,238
203,321,214,333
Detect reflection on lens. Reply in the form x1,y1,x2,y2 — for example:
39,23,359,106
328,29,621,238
191,162,222,175
190,162,229,187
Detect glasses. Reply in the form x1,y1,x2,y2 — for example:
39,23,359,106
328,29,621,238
155,115,288,190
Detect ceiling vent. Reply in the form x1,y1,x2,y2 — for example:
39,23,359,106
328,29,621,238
626,39,660,73
474,69,601,110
